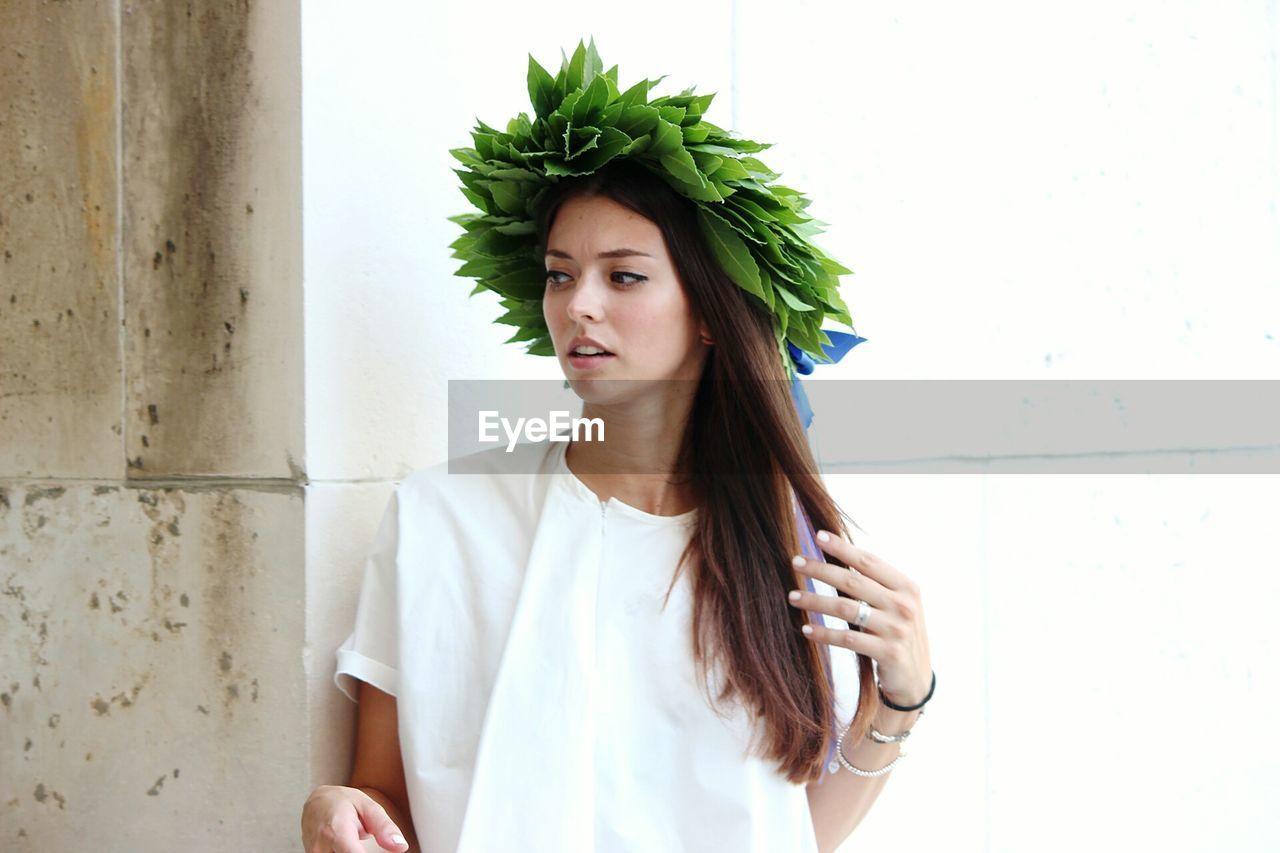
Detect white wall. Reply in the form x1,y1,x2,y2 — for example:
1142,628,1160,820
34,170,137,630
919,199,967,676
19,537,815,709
303,2,1280,850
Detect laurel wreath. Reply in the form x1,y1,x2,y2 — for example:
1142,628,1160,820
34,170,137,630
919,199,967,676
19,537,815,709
447,37,857,375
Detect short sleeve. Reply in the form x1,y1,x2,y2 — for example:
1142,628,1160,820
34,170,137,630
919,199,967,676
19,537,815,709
333,486,401,703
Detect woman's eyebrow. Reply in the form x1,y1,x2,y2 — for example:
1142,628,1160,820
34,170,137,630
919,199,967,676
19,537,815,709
545,248,653,260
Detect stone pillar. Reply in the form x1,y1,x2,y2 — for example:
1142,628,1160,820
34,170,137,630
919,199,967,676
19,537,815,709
1,1,305,848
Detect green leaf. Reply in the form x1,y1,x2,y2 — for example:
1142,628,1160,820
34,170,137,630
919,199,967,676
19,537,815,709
712,135,770,154
688,150,722,177
496,301,546,325
492,219,537,235
697,206,766,304
760,254,803,289
456,185,488,215
486,267,545,301
656,105,687,125
566,125,602,160
774,283,816,312
582,36,603,85
686,143,739,157
708,203,764,241
470,228,526,258
659,146,705,188
504,324,544,344
565,126,633,172
454,253,523,279
618,77,653,109
756,225,794,269
488,167,542,183
648,118,684,157
707,156,750,182
450,147,485,167
787,318,827,356
525,336,557,357
681,123,711,144
738,156,778,180
728,196,777,223
489,181,526,216
817,254,854,276
790,219,826,238
565,40,587,90
571,73,611,125
758,268,776,311
527,54,557,118
618,104,661,138
665,171,724,202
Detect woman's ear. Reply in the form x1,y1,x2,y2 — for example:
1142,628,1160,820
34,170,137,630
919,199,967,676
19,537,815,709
699,322,714,346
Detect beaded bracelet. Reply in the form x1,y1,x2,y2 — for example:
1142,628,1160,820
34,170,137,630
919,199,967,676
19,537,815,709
829,670,935,777
831,704,923,776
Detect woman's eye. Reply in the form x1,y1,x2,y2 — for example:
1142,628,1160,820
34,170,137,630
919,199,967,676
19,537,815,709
544,271,647,287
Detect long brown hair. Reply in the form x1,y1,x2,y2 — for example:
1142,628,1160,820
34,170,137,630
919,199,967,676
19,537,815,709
534,159,878,784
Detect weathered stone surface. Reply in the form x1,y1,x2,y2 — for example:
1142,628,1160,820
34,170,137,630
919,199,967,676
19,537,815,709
0,481,305,849
0,1,122,479
121,0,302,478
2,5,307,847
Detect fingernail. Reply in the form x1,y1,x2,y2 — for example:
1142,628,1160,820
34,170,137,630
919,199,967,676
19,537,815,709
391,833,406,846
801,624,813,635
791,554,805,567
816,530,830,542
788,590,801,601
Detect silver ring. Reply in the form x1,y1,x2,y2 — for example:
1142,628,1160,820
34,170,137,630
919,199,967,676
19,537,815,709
853,599,871,628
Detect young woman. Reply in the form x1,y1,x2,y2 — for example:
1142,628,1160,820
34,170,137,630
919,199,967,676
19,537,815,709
302,156,934,853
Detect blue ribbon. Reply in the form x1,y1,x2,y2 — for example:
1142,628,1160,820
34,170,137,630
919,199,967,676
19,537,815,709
787,330,867,430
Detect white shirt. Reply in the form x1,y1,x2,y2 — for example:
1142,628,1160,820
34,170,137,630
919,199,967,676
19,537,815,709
334,438,858,852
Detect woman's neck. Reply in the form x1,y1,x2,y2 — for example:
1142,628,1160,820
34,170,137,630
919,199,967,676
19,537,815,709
563,425,698,517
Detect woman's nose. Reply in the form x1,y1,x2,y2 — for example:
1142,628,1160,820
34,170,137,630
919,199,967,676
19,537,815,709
565,274,604,322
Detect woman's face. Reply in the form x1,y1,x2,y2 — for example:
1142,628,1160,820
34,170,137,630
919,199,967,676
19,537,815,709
542,194,711,391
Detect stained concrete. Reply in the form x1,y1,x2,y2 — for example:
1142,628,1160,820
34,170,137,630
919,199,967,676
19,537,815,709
121,0,302,478
0,0,123,479
1,0,307,849
0,480,305,848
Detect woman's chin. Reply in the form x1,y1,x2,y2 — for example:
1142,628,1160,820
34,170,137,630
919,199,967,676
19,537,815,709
566,376,629,401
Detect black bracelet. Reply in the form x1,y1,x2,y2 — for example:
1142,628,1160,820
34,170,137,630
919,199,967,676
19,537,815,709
878,670,935,712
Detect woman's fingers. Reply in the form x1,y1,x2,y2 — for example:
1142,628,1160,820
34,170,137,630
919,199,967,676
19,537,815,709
353,796,409,851
787,587,888,635
799,616,892,659
300,785,409,853
814,529,914,594
790,552,889,610
302,815,365,853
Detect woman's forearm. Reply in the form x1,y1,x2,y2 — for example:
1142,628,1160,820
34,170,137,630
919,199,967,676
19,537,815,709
805,703,922,853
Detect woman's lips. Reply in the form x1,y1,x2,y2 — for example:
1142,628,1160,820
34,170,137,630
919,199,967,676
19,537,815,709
567,352,615,370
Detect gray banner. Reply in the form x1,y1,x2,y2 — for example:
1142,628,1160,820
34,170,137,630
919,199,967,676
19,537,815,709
447,379,1280,474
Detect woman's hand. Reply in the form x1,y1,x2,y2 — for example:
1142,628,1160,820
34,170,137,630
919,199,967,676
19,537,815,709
300,785,410,852
788,529,932,707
